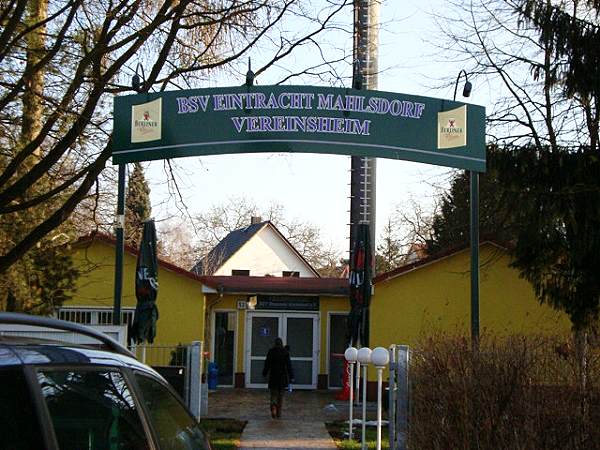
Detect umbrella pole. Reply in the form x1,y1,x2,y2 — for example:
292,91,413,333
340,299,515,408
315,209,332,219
112,163,126,325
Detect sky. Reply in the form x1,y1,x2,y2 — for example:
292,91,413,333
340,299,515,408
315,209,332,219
144,0,492,258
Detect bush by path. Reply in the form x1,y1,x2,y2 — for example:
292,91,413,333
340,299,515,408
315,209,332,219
409,333,600,450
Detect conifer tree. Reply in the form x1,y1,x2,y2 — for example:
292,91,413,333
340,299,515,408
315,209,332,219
125,163,151,249
428,149,518,255
438,0,600,332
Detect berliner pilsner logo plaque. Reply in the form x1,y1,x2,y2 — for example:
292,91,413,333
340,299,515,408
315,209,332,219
131,98,162,143
438,105,467,149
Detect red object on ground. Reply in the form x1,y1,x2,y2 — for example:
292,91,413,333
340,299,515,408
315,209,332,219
336,358,350,400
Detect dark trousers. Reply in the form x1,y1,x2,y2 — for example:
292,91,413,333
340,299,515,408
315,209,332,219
269,388,284,416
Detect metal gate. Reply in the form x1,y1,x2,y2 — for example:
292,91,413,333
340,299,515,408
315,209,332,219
388,345,410,450
133,341,205,419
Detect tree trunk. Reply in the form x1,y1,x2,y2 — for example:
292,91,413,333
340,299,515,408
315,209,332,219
21,0,48,148
574,328,589,447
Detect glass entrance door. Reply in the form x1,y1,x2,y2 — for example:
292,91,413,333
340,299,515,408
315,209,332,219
247,314,280,386
213,311,236,386
246,312,318,389
328,313,348,388
285,316,316,388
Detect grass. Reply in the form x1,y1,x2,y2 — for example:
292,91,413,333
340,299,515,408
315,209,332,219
326,420,390,450
199,418,246,450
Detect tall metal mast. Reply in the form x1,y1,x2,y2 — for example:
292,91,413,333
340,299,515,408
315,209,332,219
349,0,380,269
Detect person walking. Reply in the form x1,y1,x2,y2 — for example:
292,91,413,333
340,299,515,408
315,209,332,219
263,337,294,418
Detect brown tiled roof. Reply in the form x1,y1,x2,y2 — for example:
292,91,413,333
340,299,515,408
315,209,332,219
199,275,349,296
75,232,203,283
373,240,508,285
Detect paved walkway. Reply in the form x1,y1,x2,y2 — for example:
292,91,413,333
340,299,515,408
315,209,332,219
239,419,336,449
207,389,350,449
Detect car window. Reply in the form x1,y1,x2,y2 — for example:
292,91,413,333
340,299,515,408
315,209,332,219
135,374,210,450
37,369,149,450
0,368,45,450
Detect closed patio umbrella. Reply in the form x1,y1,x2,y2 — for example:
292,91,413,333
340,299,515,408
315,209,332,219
347,223,372,347
130,219,159,344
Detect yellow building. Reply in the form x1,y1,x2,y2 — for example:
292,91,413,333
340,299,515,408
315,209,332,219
61,234,573,393
370,241,571,349
62,233,205,351
199,276,349,389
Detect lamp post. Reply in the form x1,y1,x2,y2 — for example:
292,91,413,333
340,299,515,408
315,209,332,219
371,347,390,450
355,360,361,407
344,347,358,441
453,69,480,350
114,63,147,325
357,347,372,450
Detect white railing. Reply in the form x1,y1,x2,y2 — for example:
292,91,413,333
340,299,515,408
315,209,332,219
131,343,189,366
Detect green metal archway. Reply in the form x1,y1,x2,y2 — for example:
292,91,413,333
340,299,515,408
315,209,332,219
111,84,486,343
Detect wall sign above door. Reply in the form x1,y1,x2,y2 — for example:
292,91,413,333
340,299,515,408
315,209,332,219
257,295,320,311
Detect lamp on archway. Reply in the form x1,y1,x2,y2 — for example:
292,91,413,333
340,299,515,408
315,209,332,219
453,69,472,101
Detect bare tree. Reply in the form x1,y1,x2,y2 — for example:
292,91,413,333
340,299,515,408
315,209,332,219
434,0,596,149
376,197,438,272
0,0,352,275
157,218,198,270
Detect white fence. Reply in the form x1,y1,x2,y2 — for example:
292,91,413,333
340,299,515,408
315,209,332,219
131,342,188,366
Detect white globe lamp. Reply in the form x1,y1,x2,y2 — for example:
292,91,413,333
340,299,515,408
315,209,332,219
344,346,358,362
371,347,390,368
357,347,372,364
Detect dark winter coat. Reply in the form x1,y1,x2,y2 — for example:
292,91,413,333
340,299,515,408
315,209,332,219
262,346,294,390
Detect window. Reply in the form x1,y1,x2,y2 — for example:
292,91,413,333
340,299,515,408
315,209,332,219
231,269,250,276
135,374,210,450
282,271,300,277
0,368,45,449
37,369,148,450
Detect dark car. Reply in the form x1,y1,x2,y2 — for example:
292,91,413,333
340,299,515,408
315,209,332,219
0,312,212,450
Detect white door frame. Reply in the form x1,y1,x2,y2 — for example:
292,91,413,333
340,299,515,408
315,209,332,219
245,310,319,389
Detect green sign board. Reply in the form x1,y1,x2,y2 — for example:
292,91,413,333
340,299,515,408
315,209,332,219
113,85,486,171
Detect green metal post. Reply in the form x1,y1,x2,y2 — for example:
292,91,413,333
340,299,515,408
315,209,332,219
470,170,480,348
113,163,126,325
